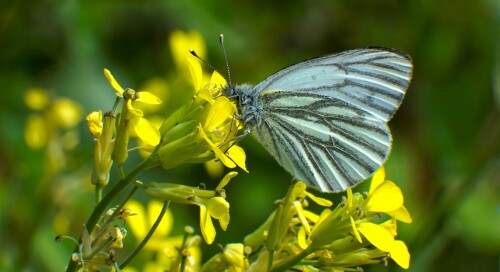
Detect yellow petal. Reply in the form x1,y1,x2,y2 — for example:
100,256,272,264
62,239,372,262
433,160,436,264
224,243,245,267
297,227,308,249
305,192,333,207
86,111,103,137
369,166,386,194
204,97,234,130
390,240,410,269
381,219,398,237
302,210,320,223
216,171,238,191
357,222,394,252
187,56,203,92
391,205,413,223
136,91,162,104
226,145,248,172
347,188,353,208
206,197,230,220
314,209,331,228
210,70,227,87
199,125,236,168
104,68,124,95
365,180,403,213
134,118,160,146
293,201,311,233
350,216,362,243
124,100,145,120
199,204,216,244
219,213,230,231
197,88,213,104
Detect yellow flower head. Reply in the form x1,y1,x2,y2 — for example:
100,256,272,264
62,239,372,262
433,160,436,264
86,111,103,137
157,57,247,172
187,57,247,172
269,169,413,271
103,68,162,164
145,172,238,244
364,167,412,223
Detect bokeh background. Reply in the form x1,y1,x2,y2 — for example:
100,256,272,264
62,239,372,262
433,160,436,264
0,0,499,271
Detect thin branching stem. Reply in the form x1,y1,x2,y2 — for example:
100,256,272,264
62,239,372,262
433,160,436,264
65,156,152,272
120,200,171,269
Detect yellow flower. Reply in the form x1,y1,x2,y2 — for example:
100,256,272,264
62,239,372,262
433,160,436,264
346,167,412,269
145,172,238,244
50,98,83,129
104,68,161,147
267,172,412,271
197,196,230,244
87,110,115,186
201,243,249,272
364,166,412,223
24,87,49,110
223,243,249,271
86,111,103,137
156,57,247,172
104,69,161,104
390,240,410,269
109,227,127,249
187,57,247,172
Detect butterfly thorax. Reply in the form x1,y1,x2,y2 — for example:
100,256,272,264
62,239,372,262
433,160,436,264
222,84,261,130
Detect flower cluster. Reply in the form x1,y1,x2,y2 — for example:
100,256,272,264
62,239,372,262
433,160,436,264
155,56,247,171
58,207,136,271
23,88,82,174
243,167,411,271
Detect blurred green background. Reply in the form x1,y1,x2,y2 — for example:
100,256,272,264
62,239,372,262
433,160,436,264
0,0,499,271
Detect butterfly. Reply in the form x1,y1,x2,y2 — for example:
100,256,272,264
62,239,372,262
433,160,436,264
221,47,412,192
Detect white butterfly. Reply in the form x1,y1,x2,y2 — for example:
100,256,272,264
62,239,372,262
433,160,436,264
222,47,413,192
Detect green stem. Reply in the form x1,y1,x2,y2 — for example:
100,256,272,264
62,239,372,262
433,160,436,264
95,184,102,204
271,246,314,272
267,250,274,272
178,229,192,272
119,200,170,269
119,165,125,179
65,156,152,272
111,96,121,113
179,252,187,272
91,185,140,248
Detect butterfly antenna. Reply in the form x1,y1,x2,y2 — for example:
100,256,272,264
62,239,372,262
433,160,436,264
219,34,232,85
189,49,215,70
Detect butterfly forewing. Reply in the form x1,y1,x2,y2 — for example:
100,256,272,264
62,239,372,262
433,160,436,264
248,48,412,192
253,48,412,121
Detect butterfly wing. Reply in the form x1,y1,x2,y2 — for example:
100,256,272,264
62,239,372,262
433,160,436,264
251,48,412,192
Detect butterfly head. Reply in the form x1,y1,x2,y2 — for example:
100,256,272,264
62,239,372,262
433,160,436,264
221,84,260,128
